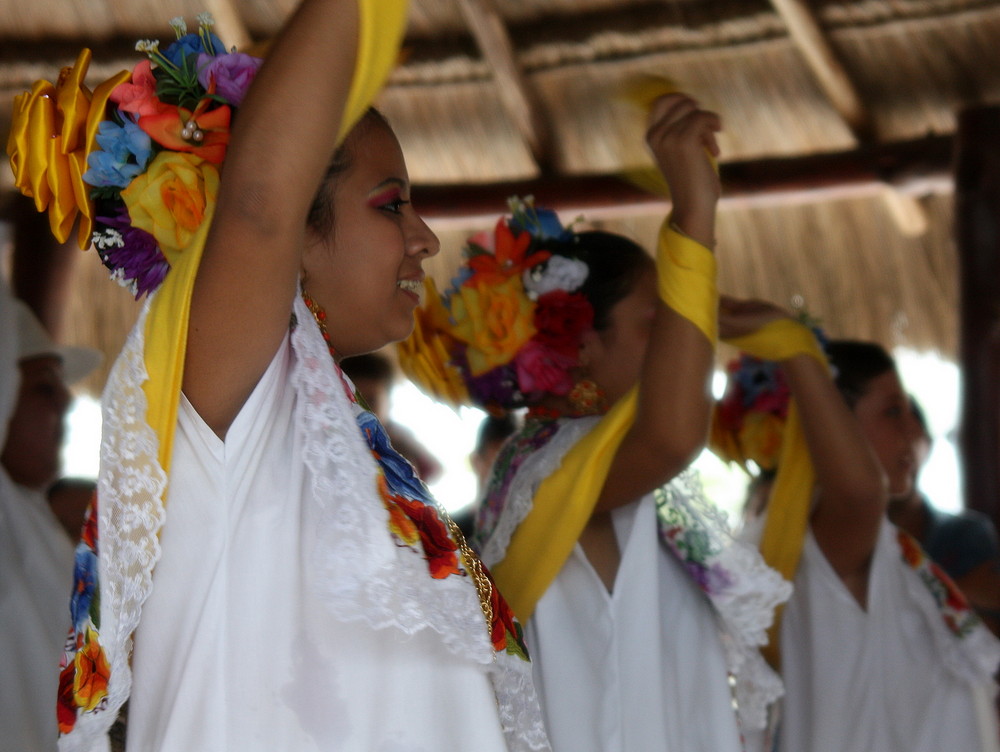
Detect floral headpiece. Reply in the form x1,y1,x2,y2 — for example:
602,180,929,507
398,196,594,414
711,316,829,474
6,14,262,298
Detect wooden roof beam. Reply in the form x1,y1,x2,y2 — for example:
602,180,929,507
456,0,552,171
413,135,953,229
767,0,928,235
768,0,870,138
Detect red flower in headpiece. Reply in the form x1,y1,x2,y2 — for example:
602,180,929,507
465,218,551,288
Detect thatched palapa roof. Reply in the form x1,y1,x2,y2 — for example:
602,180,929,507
2,0,998,391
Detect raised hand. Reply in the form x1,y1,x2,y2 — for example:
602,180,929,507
718,295,792,340
645,93,722,247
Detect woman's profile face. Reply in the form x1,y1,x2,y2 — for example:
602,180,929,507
584,265,658,405
851,369,922,499
302,120,440,359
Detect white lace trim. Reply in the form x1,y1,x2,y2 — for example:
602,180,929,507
658,470,790,731
479,417,597,568
479,417,790,733
291,294,549,750
61,299,168,751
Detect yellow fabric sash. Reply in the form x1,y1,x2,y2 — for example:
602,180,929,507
142,0,408,473
723,318,829,668
491,222,717,621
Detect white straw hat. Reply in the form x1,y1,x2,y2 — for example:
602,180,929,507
13,299,102,385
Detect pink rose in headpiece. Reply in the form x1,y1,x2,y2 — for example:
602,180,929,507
515,340,576,396
197,52,263,107
111,60,166,118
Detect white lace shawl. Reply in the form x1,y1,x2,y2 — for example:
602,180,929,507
65,295,549,751
477,416,791,734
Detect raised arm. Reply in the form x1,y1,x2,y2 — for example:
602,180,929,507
184,0,362,436
720,297,887,603
595,94,722,511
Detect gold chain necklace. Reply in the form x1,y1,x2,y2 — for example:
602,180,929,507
300,290,496,640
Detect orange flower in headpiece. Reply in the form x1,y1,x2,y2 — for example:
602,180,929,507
138,99,232,165
397,278,472,408
451,275,537,376
465,219,551,288
6,49,129,246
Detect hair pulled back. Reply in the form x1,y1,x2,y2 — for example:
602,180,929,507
825,339,897,409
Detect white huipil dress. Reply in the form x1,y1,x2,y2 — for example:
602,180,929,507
778,520,1000,752
477,416,790,752
527,495,744,751
126,323,546,751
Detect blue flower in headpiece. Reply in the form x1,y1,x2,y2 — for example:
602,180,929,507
534,207,574,242
163,32,226,67
83,120,153,188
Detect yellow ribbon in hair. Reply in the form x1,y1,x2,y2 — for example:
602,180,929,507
492,223,716,621
723,318,829,668
142,0,409,471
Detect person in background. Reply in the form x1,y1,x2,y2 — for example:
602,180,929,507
341,351,443,483
713,331,1000,751
889,395,1000,633
402,94,789,751
1,288,100,751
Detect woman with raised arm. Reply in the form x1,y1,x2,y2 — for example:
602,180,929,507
400,94,789,751
7,1,549,750
713,312,1000,751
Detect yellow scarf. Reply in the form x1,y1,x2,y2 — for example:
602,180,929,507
723,318,829,668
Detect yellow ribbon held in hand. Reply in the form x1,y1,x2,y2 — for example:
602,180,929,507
7,49,129,247
618,74,718,198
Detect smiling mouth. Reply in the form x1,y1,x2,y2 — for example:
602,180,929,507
397,279,421,294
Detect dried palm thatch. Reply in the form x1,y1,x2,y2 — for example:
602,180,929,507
1,0,998,391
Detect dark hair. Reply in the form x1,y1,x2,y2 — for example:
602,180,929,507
553,231,654,331
474,413,521,456
306,107,391,238
825,339,897,408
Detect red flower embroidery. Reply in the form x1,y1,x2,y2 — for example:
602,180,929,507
390,494,461,579
57,663,77,734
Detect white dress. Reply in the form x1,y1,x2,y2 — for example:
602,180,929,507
0,468,75,751
779,520,1000,752
478,416,790,752
123,309,547,751
528,494,744,751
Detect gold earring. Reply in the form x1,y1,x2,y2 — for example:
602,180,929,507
567,378,607,416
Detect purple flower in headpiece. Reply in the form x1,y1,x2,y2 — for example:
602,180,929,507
164,32,226,67
196,52,263,106
94,210,170,299
466,363,522,411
